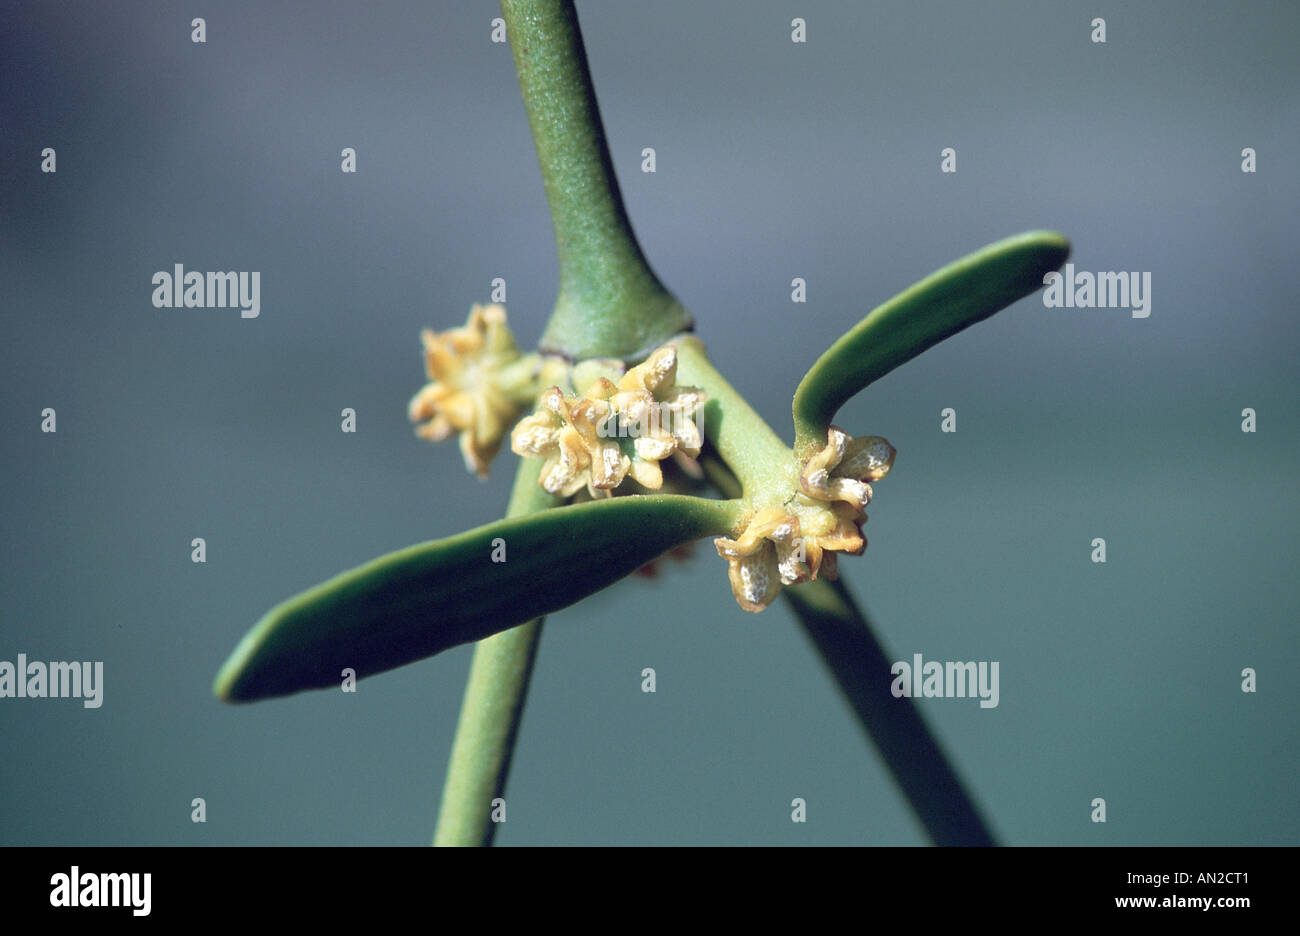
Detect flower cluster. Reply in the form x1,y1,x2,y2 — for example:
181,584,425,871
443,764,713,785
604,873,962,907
408,304,537,478
510,346,704,498
714,427,895,612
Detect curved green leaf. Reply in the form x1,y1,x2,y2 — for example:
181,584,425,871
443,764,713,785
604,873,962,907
215,494,739,702
792,230,1070,453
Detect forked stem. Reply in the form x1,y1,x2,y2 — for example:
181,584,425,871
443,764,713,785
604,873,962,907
435,0,998,848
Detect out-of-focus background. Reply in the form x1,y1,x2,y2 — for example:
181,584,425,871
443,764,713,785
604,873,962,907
1,0,1296,845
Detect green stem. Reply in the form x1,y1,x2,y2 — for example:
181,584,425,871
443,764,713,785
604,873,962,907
433,458,559,846
783,576,997,846
673,336,792,503
501,0,691,361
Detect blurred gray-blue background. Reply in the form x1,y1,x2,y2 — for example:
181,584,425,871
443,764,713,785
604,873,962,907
1,0,1296,845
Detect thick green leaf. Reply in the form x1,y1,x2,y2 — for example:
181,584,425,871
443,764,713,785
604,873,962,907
792,230,1069,452
215,494,738,702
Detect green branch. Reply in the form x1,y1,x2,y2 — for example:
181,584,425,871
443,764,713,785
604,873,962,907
673,336,792,503
501,0,690,361
783,577,997,846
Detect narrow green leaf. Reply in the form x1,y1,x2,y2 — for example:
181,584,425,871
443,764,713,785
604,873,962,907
215,494,739,702
792,230,1069,452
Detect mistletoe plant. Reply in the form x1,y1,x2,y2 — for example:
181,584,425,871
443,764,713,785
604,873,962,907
214,0,1069,847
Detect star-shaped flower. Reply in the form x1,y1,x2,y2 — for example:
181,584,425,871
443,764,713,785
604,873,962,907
713,426,895,612
510,346,704,498
408,304,537,478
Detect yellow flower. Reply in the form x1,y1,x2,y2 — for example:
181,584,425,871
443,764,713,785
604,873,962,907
798,426,895,510
408,304,536,479
714,426,895,612
510,346,704,498
713,506,804,613
510,386,617,498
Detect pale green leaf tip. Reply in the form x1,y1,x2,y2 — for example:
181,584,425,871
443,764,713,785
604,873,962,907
213,611,276,703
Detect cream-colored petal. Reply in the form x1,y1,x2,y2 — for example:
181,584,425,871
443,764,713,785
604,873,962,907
723,544,783,613
620,347,677,395
511,414,557,456
799,427,848,498
415,414,454,442
767,516,808,585
459,431,491,479
590,439,630,489
628,456,663,490
672,417,702,456
824,477,872,510
633,431,676,462
837,435,896,482
408,383,442,423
